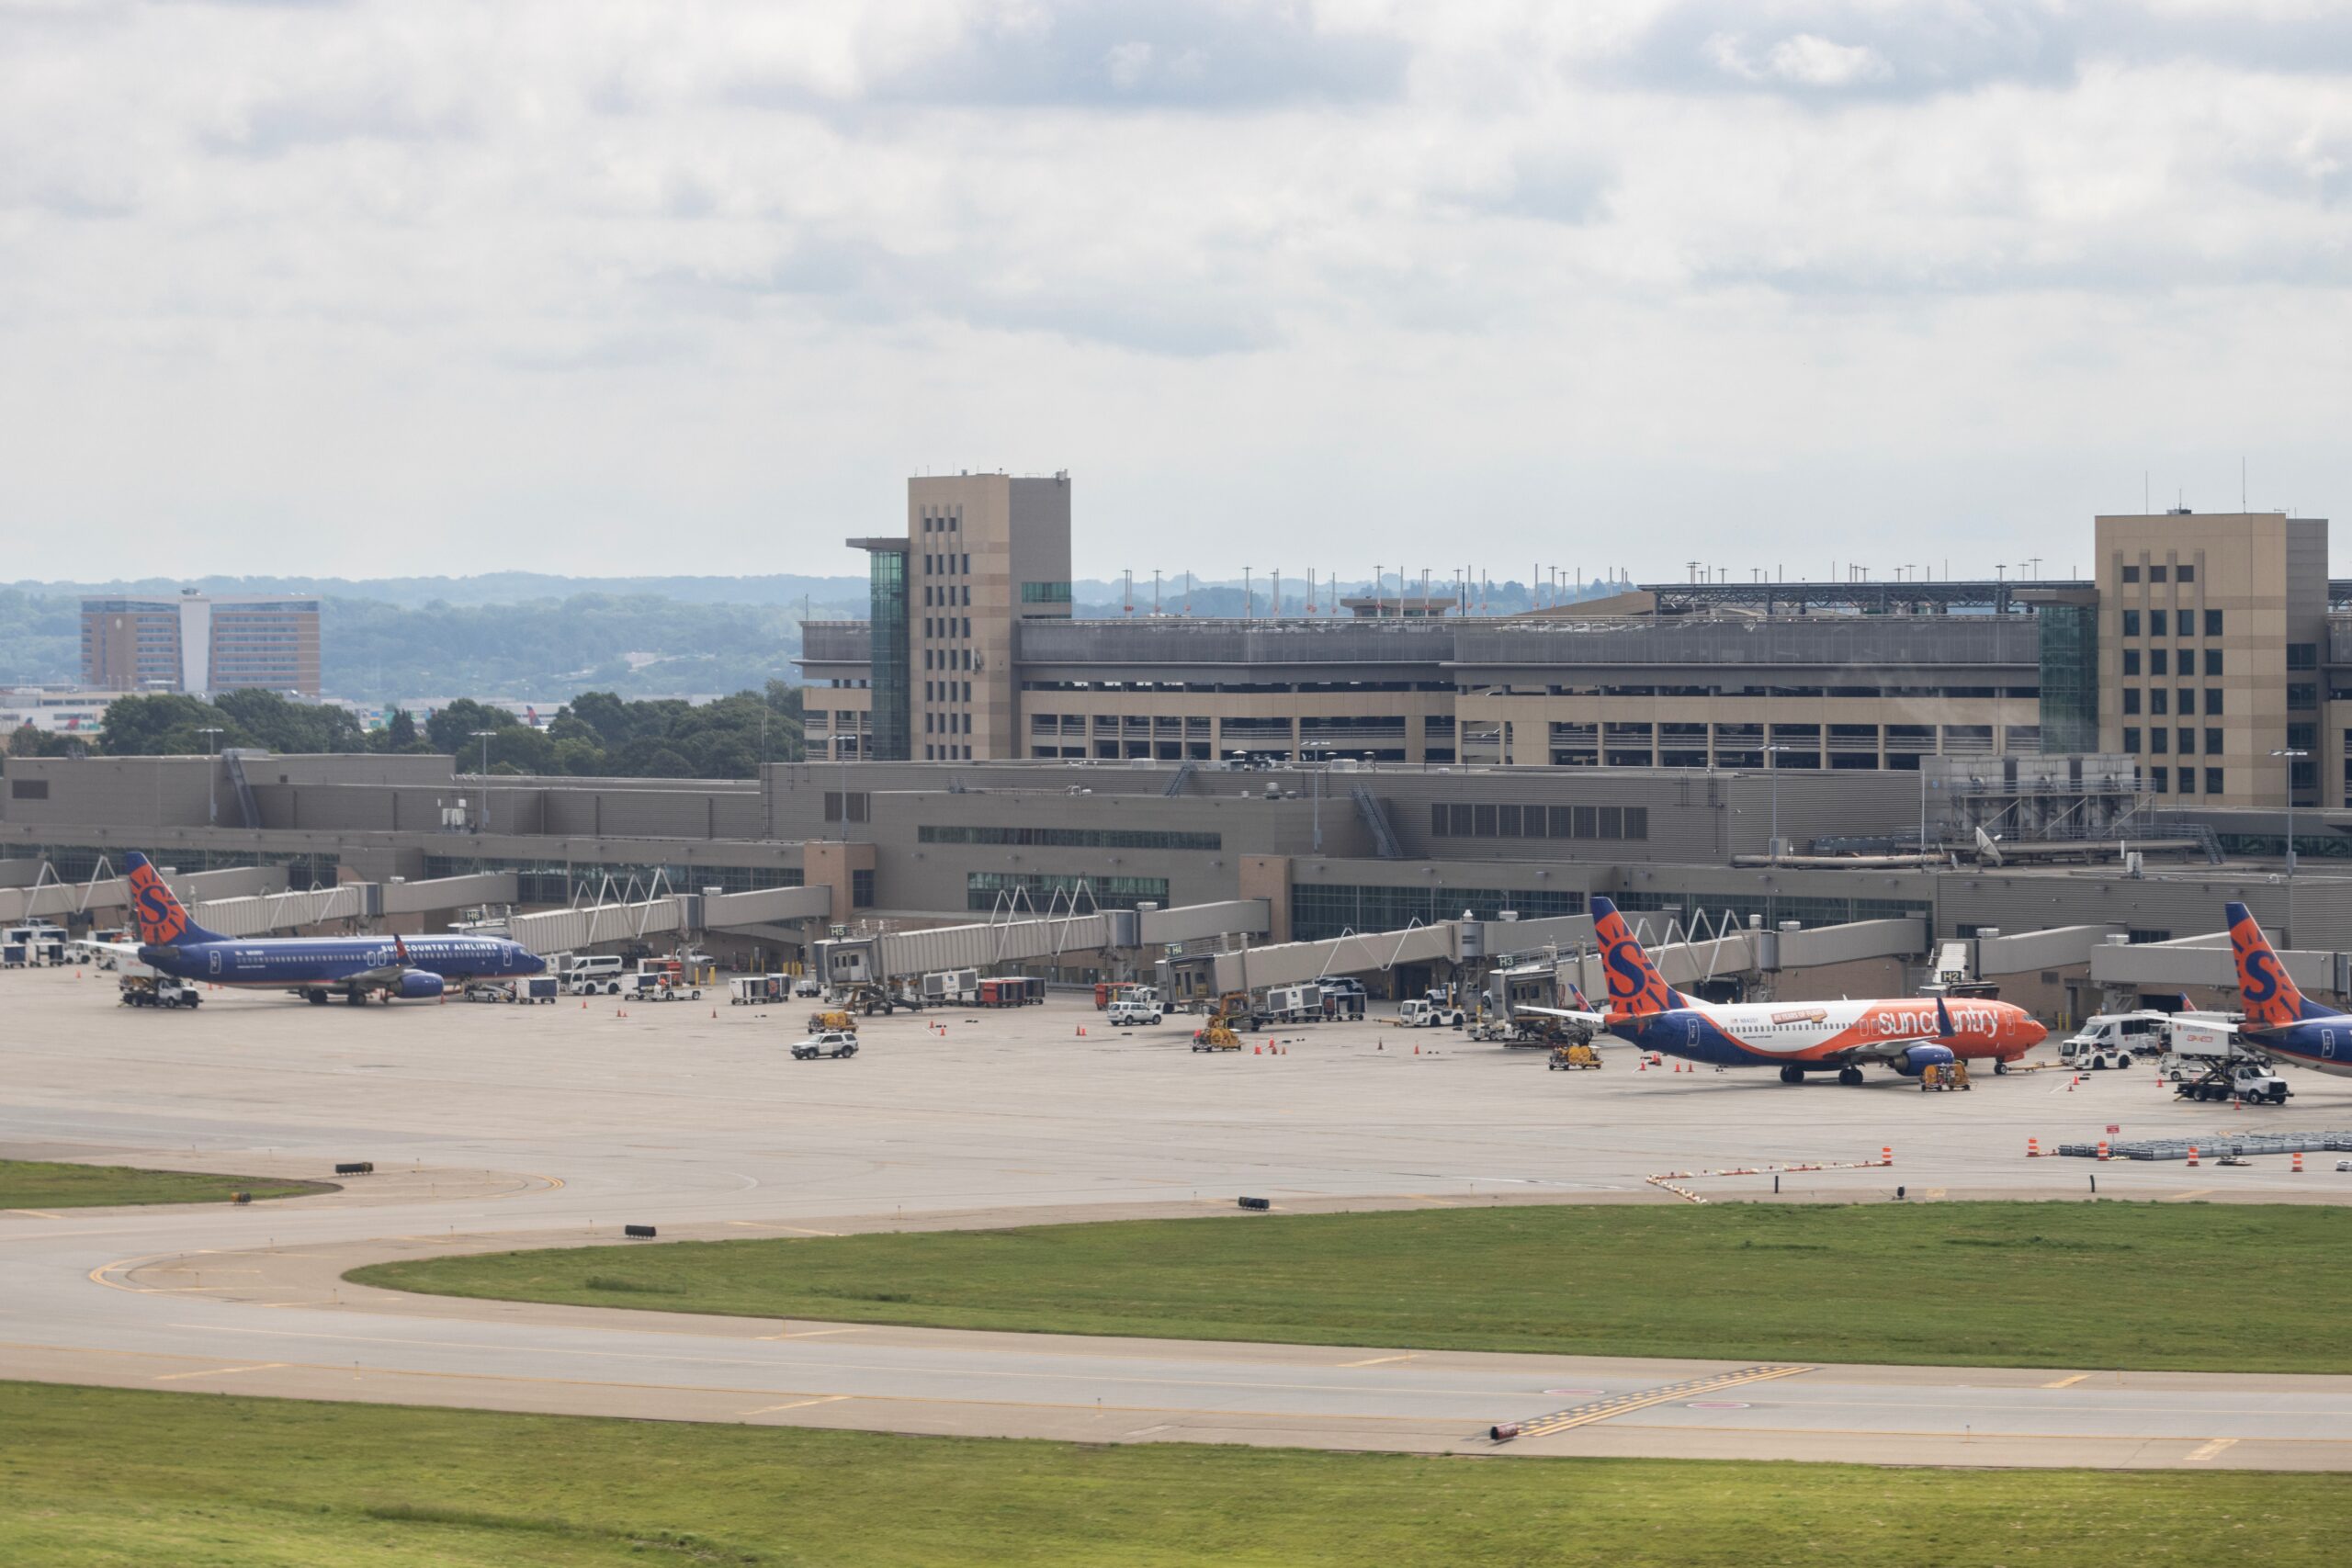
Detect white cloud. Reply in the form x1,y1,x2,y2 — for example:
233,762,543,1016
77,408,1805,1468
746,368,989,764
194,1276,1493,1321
0,0,2347,587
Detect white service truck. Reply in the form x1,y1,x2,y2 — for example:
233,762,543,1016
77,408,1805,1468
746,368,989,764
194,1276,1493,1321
556,953,627,996
2166,1019,2291,1104
1399,997,1466,1029
2058,1010,2172,1070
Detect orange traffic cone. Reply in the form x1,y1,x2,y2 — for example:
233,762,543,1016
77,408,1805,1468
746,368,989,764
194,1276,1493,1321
1253,1044,1261,1055
2027,1137,2041,1157
1881,1146,1893,1167
1412,1043,1419,1055
2293,1151,2304,1173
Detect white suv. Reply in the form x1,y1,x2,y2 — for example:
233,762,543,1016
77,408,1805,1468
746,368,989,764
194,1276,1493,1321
1107,999,1164,1026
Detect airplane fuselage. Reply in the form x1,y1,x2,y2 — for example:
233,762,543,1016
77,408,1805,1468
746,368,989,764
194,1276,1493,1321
1609,998,2044,1071
2245,1019,2352,1080
139,935,541,991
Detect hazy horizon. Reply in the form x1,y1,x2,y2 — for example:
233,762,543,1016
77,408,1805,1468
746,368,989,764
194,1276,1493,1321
6,2,2348,581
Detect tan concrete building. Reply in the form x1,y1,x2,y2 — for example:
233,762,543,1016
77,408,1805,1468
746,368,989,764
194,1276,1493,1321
808,487,2349,807
2094,512,2327,807
79,592,322,698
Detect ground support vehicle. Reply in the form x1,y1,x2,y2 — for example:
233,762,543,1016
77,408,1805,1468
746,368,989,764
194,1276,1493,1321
1314,976,1368,1021
2059,1011,2173,1071
731,975,786,1007
792,1030,860,1061
923,969,979,1007
463,982,512,1003
119,976,201,1009
1399,998,1465,1029
624,971,702,1003
1108,999,1164,1026
1546,1042,1602,1070
807,1009,859,1034
1262,984,1322,1024
2167,1020,2290,1103
1918,1061,1972,1091
978,976,1045,1008
1191,992,1251,1052
2176,1060,2291,1105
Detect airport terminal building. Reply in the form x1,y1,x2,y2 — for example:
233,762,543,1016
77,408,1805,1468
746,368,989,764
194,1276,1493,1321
800,479,2339,814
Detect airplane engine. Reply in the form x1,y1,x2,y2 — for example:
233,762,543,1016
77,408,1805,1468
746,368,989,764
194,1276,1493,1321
1894,1043,1956,1077
396,969,446,1000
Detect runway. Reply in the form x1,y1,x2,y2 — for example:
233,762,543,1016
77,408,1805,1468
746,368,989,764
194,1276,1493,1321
5,969,2349,1468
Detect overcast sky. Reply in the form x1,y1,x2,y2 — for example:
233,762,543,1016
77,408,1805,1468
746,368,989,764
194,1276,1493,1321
5,0,2349,586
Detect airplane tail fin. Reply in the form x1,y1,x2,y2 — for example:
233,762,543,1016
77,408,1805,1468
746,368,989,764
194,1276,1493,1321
1934,994,1956,1039
122,852,227,946
1589,896,1688,1016
2225,901,2330,1026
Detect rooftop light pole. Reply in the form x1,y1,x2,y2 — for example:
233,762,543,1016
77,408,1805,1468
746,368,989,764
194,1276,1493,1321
198,727,222,825
2273,747,2309,946
1763,743,1795,865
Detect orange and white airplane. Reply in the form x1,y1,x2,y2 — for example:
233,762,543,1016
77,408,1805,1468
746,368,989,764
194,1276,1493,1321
1523,897,2047,1084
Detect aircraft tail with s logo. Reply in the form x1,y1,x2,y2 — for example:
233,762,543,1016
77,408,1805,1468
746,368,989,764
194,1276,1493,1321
1589,896,1689,1017
2225,901,2334,1027
123,852,229,947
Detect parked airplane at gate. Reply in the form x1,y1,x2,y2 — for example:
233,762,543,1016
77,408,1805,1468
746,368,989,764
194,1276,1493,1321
1521,897,2046,1083
107,851,542,1005
2223,901,2352,1079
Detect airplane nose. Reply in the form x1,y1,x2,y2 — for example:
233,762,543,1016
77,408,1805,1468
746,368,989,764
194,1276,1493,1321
2021,1017,2048,1046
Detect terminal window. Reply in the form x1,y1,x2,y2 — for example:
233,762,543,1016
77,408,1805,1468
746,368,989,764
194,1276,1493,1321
2121,611,2140,636
8,779,47,800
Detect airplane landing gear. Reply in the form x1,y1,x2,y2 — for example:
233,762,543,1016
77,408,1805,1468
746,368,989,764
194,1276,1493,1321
306,989,329,1006
1838,1066,1866,1086
1779,1064,1804,1084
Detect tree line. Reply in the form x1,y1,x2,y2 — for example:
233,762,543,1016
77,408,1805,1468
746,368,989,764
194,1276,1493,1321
6,684,806,780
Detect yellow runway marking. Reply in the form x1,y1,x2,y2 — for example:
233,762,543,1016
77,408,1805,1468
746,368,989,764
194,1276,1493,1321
1338,1354,1419,1368
756,1327,872,1340
154,1362,287,1382
2043,1373,2090,1388
2187,1437,2239,1461
742,1395,852,1415
1505,1365,1815,1439
2167,1190,2216,1201
6,1209,66,1220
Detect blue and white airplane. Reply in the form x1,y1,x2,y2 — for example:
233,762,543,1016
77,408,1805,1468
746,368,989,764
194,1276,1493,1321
111,851,543,1006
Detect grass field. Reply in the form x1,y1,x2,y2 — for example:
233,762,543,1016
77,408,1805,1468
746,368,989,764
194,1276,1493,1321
2,1381,2343,1567
0,1158,329,1210
356,1201,2352,1372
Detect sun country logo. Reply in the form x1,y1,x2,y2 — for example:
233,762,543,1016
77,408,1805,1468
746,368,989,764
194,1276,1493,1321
126,859,189,944
1593,907,1673,1016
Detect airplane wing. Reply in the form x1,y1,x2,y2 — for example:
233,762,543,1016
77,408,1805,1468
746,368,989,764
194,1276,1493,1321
67,938,144,960
1818,996,1958,1065
1818,1033,1946,1065
1511,1004,1614,1028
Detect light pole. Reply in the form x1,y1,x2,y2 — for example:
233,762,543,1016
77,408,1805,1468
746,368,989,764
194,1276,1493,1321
2273,747,2308,946
198,728,222,825
1763,743,1794,863
471,729,496,777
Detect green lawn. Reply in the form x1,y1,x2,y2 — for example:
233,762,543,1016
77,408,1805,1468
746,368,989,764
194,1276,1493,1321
356,1202,2352,1372
0,1381,2340,1567
0,1158,330,1210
